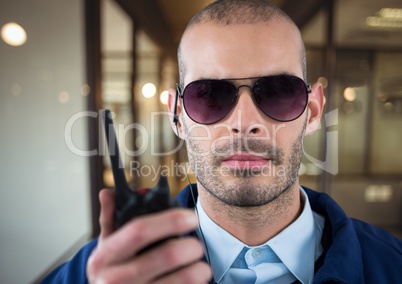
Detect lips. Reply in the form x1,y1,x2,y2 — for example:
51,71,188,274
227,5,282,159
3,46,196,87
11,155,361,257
222,153,270,170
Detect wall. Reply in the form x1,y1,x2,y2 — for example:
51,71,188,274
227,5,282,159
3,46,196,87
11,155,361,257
0,0,91,283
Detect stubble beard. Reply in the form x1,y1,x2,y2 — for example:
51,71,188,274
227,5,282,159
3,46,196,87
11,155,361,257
185,122,306,208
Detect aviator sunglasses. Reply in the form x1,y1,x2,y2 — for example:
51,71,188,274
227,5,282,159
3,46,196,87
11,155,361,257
174,74,311,125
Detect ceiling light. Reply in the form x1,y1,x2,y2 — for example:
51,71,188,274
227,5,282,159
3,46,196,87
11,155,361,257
366,16,402,28
379,8,402,19
160,90,169,105
59,91,70,104
367,8,402,29
343,87,357,102
142,83,156,98
1,22,27,46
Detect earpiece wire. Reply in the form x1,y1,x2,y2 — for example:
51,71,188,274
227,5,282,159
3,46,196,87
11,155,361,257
174,122,214,284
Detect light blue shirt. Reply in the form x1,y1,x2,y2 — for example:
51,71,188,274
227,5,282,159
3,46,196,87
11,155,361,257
195,187,325,284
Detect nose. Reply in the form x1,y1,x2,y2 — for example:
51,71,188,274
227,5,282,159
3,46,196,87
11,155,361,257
225,86,266,136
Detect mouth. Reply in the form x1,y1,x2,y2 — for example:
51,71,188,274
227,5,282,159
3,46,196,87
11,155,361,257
222,153,271,170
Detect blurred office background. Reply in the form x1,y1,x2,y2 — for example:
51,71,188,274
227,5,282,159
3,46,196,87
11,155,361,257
0,0,401,283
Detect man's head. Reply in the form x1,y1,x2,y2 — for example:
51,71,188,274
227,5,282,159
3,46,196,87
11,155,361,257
178,0,307,85
168,0,324,208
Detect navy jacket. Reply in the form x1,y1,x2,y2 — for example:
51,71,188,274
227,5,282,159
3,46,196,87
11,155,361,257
41,185,402,284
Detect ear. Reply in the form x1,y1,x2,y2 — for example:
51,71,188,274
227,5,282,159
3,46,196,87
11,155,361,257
305,82,325,135
167,87,186,139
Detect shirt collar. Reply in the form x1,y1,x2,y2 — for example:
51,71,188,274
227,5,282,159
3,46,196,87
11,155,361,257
267,187,323,284
196,187,324,284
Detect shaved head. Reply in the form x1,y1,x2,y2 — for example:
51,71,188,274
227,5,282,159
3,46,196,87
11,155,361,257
178,0,306,84
187,0,292,27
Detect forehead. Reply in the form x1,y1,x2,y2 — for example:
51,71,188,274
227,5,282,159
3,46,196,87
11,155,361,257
180,21,303,84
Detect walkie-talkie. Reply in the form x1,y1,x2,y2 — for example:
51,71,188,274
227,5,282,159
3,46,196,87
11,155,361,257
101,109,178,229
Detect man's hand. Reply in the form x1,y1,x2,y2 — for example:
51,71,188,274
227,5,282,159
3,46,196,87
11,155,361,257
86,189,212,284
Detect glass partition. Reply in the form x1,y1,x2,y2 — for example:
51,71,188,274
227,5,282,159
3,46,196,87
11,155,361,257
0,0,90,283
301,1,402,236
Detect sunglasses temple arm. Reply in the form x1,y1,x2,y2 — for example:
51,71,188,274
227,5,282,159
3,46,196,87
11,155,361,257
173,84,181,124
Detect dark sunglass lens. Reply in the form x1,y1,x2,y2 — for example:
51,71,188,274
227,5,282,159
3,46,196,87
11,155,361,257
253,75,308,121
183,80,237,124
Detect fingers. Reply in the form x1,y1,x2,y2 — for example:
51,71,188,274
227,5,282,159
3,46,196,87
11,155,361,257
87,209,203,283
89,190,210,284
95,209,199,265
99,189,115,241
135,237,205,282
92,238,210,284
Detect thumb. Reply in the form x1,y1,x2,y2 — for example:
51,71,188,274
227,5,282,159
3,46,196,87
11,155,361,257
98,189,115,242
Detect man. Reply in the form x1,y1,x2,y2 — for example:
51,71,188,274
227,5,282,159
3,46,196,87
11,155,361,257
42,0,402,283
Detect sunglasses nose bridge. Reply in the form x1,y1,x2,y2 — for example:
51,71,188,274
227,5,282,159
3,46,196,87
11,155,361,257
233,84,253,102
236,84,252,93
225,85,267,133
234,84,256,108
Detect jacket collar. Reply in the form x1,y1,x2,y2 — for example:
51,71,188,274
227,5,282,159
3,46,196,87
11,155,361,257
176,184,364,284
305,187,364,284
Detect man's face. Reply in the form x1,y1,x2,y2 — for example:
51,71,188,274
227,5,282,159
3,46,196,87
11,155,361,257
175,20,312,207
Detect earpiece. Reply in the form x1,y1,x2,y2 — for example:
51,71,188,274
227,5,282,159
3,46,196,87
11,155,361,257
173,84,181,125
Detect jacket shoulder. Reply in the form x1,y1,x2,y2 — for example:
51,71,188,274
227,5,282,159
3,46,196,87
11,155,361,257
351,218,402,255
352,219,402,281
304,186,402,282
